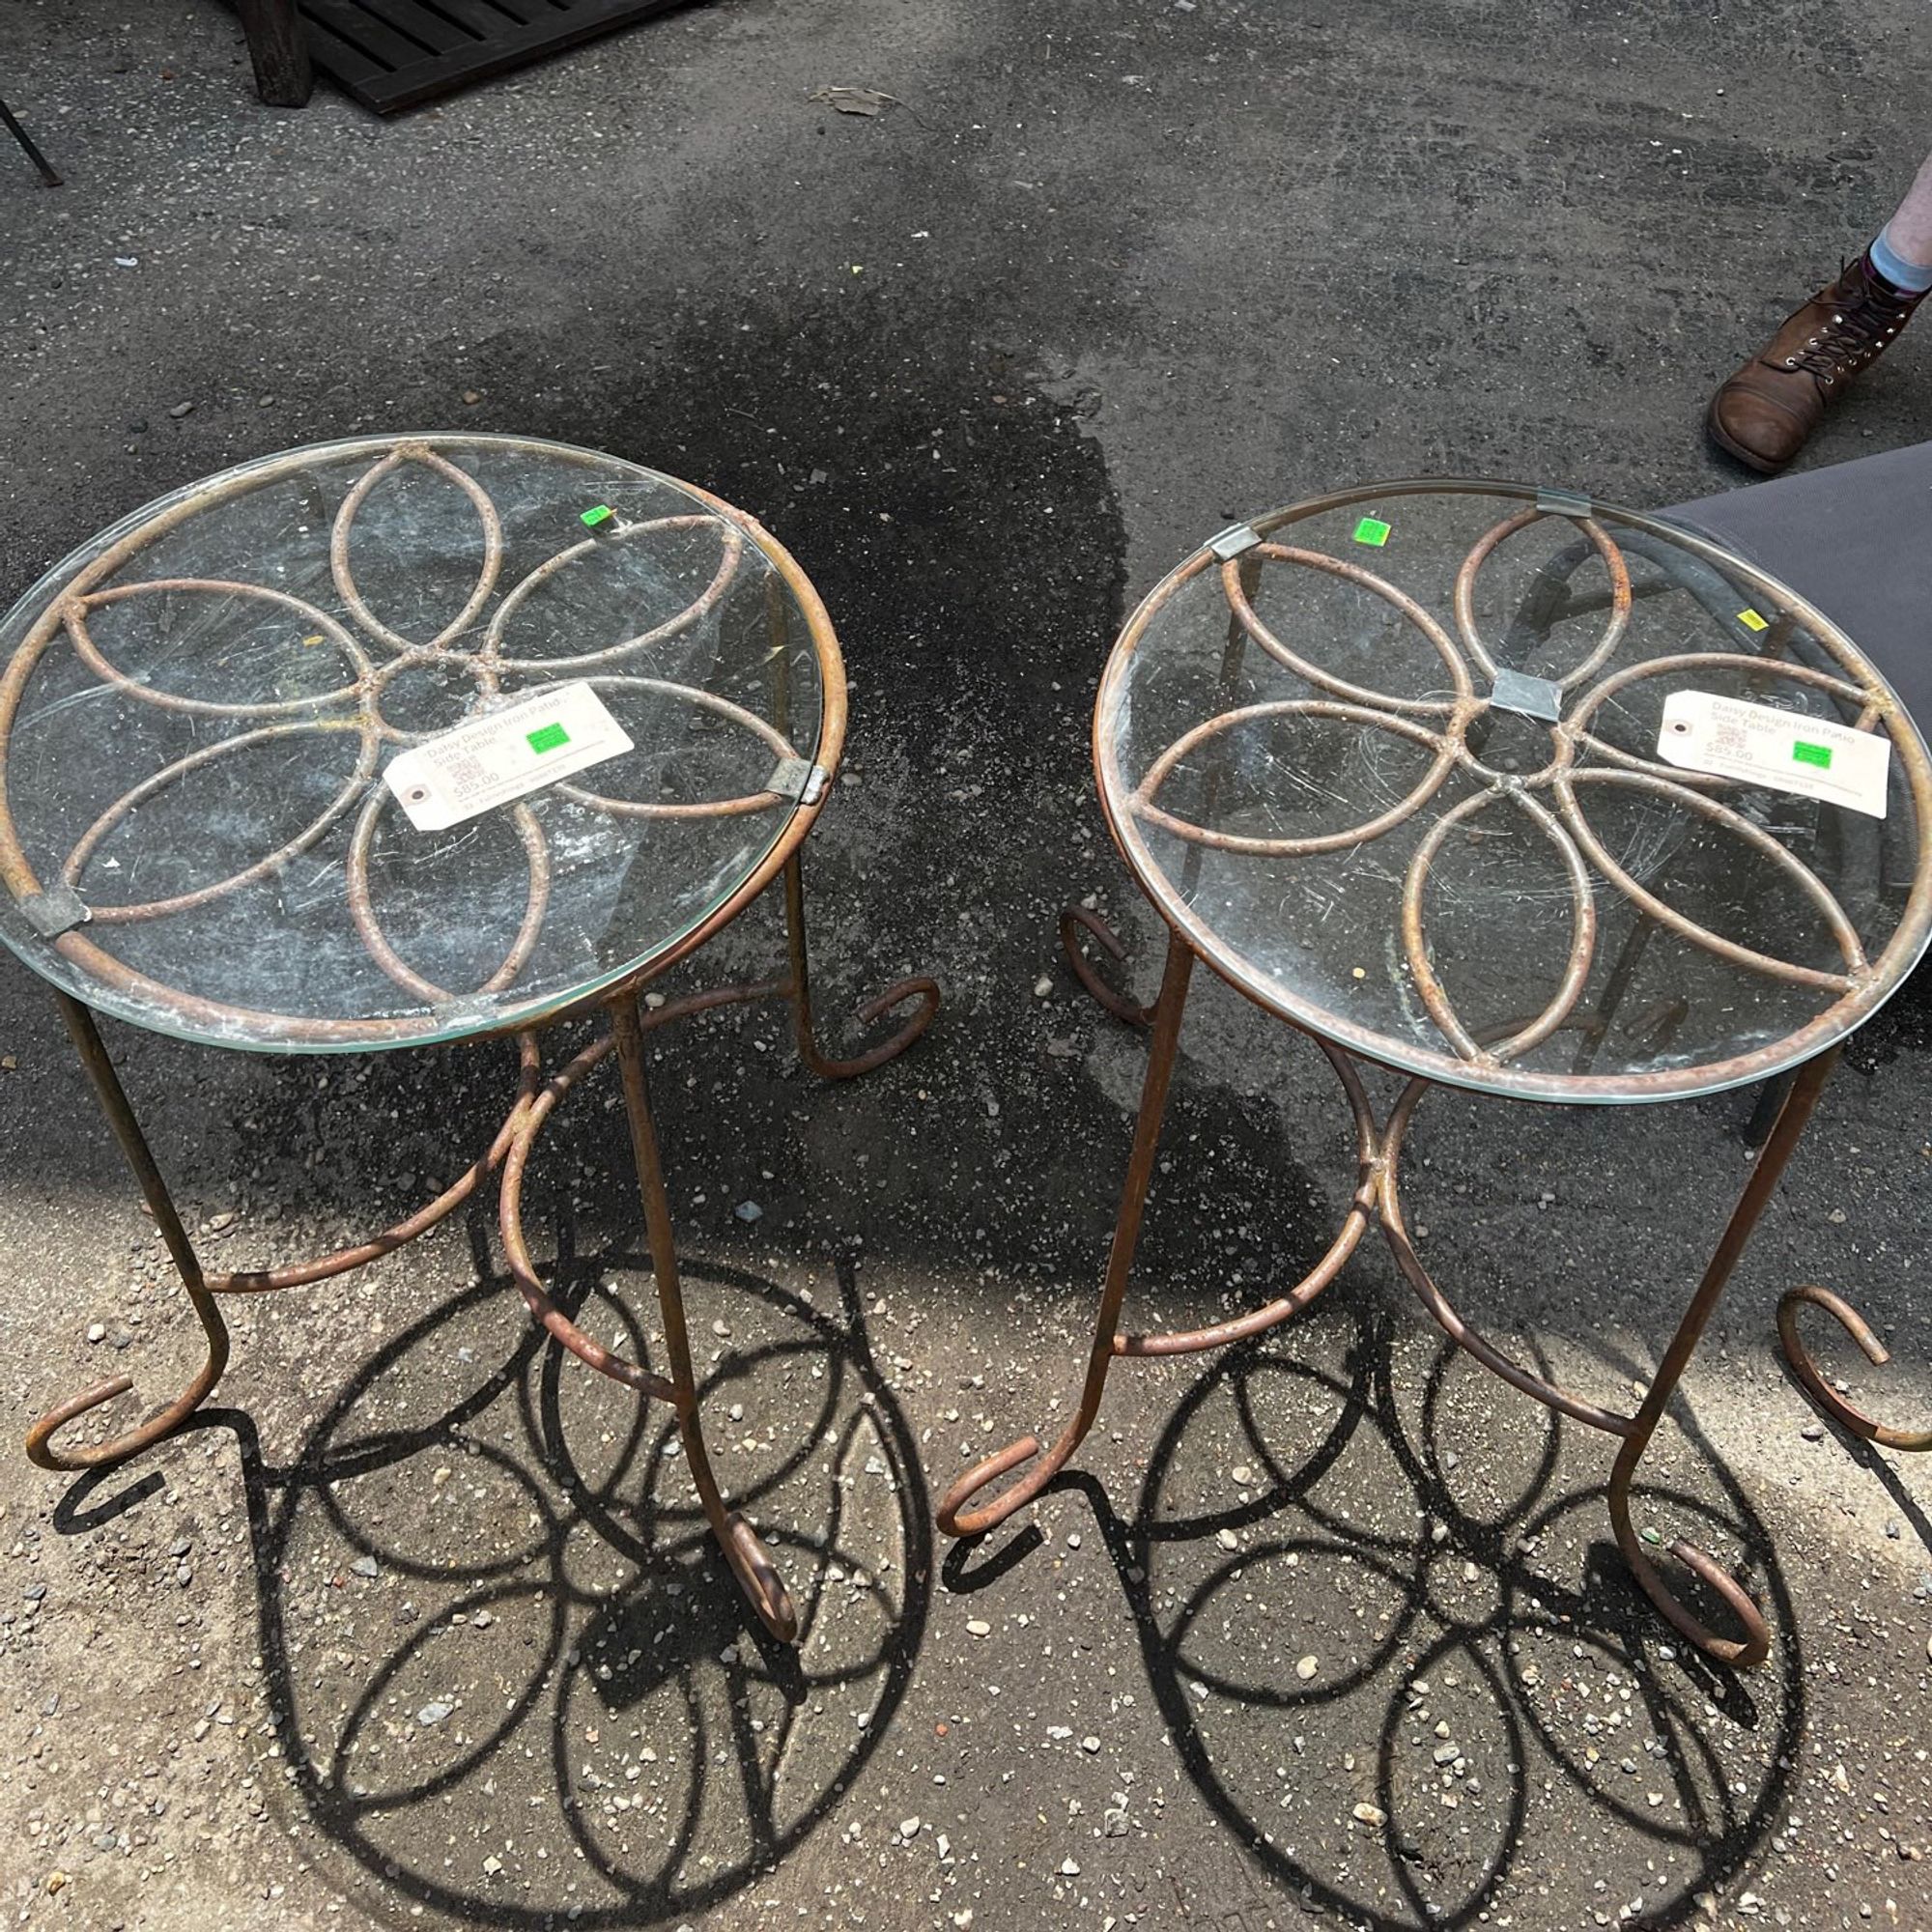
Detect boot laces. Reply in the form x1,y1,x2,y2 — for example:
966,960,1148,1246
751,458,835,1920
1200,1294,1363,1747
1792,264,1917,380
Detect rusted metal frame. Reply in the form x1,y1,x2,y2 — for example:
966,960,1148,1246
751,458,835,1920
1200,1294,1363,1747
27,1015,546,1464
610,995,799,1643
26,995,231,1470
960,489,1918,1665
1376,1077,1639,1436
0,437,855,1052
938,927,1198,1539
1451,507,1633,689
761,574,936,1079
1598,1048,1839,1666
1117,1030,1378,1357
1378,1051,1823,1664
1399,785,1599,1066
481,515,744,672
1180,549,1263,898
1569,911,1659,1077
1135,697,1466,858
1552,766,1867,995
1776,1285,1932,1453
217,1032,547,1293
29,849,928,1578
487,850,936,1636
1063,554,1264,1027
782,848,939,1080
331,443,506,654
1222,545,1473,716
1059,905,1158,1028
1090,495,1932,1105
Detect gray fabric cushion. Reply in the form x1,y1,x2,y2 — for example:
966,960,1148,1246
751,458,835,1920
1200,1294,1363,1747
1662,441,1932,730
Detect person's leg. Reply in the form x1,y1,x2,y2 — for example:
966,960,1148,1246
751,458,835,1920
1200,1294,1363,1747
1870,152,1932,291
1707,152,1932,473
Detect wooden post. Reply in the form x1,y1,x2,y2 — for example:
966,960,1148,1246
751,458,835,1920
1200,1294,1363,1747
236,0,313,107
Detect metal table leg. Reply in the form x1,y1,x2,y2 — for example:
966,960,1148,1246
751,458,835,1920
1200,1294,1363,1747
939,927,1197,1537
29,857,937,1644
1777,1284,1932,1452
945,919,1833,1667
27,994,229,1469
611,995,798,1641
495,862,937,1640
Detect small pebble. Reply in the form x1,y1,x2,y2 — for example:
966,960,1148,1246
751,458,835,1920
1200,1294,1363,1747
416,1701,453,1725
1801,1422,1826,1441
1295,1655,1318,1681
1033,976,1053,998
1352,1803,1386,1828
965,1619,991,1636
734,1201,762,1223
898,1815,922,1838
169,401,193,418
1215,1528,1239,1551
352,1554,380,1578
86,1321,105,1344
1081,1735,1100,1753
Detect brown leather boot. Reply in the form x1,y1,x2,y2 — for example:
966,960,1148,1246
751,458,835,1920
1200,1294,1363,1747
1707,254,1925,473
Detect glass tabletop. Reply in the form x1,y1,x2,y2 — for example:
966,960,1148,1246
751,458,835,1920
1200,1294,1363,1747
0,435,838,1053
1097,480,1932,1103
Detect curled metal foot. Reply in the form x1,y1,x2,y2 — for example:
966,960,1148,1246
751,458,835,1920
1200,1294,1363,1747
1060,907,1155,1027
1608,1479,1770,1668
938,1431,1069,1539
27,1328,229,1472
717,1508,799,1644
796,975,940,1081
1777,1284,1932,1452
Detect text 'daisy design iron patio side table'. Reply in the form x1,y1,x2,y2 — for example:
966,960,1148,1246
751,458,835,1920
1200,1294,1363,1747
939,479,1932,1667
0,432,938,1644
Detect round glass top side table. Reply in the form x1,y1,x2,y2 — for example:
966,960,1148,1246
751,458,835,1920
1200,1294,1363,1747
939,479,1932,1667
0,433,939,1643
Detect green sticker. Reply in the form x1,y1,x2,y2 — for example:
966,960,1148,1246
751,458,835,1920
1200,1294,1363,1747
1352,516,1392,548
527,722,570,754
581,504,614,529
1792,740,1832,770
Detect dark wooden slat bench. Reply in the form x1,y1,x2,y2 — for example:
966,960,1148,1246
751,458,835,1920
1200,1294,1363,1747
222,0,700,114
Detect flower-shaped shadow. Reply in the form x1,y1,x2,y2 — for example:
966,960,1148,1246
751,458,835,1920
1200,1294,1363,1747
0,435,819,1044
178,1252,927,1924
1067,1304,1801,1931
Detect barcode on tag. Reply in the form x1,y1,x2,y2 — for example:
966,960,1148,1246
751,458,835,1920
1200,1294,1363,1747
383,682,633,831
1656,689,1889,818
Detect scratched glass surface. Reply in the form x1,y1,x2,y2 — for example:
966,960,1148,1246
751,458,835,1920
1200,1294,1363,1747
0,437,826,1051
1101,484,1932,1100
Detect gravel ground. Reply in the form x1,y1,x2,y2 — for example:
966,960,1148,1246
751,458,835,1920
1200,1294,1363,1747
2,3,1930,1929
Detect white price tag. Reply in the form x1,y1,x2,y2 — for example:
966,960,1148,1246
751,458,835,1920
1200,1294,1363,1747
1656,689,1889,819
383,682,633,832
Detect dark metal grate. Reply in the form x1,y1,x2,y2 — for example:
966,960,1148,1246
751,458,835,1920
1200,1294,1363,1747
221,0,700,115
